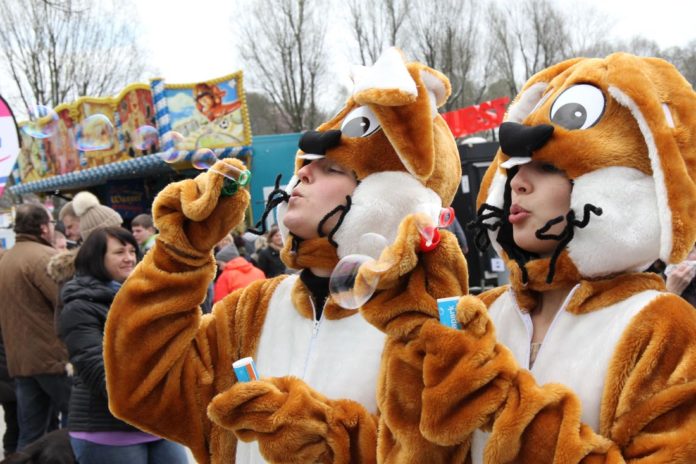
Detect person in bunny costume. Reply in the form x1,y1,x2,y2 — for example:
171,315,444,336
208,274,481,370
103,48,468,463
355,53,696,463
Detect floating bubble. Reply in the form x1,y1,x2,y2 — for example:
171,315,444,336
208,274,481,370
22,105,58,139
76,114,114,151
164,131,184,148
157,148,188,164
329,232,394,309
157,131,187,162
356,232,389,260
191,148,250,186
134,125,159,151
191,148,217,170
329,254,382,310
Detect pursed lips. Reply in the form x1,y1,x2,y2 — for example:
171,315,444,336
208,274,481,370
509,203,530,224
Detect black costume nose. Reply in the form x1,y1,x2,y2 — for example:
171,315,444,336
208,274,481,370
499,122,554,159
298,130,342,156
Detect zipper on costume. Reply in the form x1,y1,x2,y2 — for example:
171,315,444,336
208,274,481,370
302,298,324,379
526,284,580,369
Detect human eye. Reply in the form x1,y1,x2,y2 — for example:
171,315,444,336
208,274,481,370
324,162,346,174
540,163,561,174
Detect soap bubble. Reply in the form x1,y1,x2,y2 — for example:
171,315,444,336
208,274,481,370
134,125,159,151
76,114,114,151
22,105,58,139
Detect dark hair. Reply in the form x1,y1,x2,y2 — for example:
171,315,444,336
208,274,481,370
14,204,50,236
267,225,280,240
75,227,141,282
131,213,154,230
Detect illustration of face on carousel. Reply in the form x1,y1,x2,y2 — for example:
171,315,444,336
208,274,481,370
165,79,248,153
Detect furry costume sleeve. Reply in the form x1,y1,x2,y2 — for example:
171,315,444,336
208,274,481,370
415,291,696,462
105,159,381,464
357,215,472,462
103,159,270,463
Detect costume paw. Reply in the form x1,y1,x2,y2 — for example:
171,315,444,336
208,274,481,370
208,376,333,463
359,226,469,340
152,158,250,260
418,297,514,445
357,214,427,292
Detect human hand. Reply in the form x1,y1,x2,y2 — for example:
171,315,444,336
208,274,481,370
666,261,696,295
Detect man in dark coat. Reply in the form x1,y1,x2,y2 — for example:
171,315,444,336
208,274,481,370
0,204,71,450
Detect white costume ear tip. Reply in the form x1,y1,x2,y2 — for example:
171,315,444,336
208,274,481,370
500,157,532,169
350,65,367,84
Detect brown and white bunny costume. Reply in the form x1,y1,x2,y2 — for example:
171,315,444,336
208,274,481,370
364,53,696,463
103,48,466,464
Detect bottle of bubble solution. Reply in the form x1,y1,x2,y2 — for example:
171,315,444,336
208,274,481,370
232,357,258,383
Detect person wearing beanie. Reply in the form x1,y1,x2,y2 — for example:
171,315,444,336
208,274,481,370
48,192,124,332
58,201,80,245
72,192,123,242
213,242,265,303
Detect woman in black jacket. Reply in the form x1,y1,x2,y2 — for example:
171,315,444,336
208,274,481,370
255,225,287,277
58,227,188,464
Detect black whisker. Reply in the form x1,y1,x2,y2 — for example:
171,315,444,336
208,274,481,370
248,174,290,235
535,203,602,283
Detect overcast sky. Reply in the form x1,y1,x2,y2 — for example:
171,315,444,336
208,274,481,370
136,0,696,85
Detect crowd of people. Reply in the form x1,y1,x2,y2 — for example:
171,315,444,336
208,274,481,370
0,191,286,462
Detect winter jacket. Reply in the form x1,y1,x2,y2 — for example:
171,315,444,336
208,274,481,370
58,274,140,432
0,234,67,376
256,247,286,278
213,257,265,303
47,248,78,333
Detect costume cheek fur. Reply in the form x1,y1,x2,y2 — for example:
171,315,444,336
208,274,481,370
333,171,442,259
568,166,661,277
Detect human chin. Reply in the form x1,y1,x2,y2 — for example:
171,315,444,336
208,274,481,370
282,213,317,240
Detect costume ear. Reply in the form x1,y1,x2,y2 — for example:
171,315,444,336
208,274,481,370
356,61,451,181
605,53,696,263
505,57,583,124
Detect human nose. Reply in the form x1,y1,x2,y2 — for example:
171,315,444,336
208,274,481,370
297,162,314,184
510,165,532,195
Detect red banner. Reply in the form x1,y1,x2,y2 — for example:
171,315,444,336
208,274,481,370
442,96,510,137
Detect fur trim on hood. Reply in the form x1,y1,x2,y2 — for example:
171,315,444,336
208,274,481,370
47,249,77,285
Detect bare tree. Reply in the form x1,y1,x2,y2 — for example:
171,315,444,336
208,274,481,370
663,40,696,86
0,0,148,111
490,0,571,95
238,0,329,132
245,92,294,135
408,0,487,111
345,0,411,66
486,0,612,97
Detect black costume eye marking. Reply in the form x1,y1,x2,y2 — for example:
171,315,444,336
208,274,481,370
340,106,381,137
550,84,605,130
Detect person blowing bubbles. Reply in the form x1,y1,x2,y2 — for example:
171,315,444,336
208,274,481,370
103,49,465,464
354,53,696,462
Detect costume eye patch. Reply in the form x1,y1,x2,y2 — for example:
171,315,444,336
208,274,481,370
550,84,605,130
340,106,381,137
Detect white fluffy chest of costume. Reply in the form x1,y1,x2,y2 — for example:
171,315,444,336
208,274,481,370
470,288,663,463
254,275,385,407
